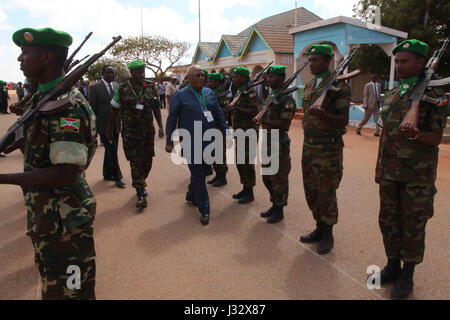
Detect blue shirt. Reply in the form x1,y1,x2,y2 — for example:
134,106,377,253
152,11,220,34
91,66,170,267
166,86,228,158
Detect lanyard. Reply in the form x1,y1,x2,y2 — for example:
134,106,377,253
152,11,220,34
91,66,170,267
189,86,207,111
128,80,143,101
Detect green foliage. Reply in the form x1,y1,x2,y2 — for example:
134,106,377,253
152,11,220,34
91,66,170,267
110,35,190,79
352,0,450,76
86,58,130,81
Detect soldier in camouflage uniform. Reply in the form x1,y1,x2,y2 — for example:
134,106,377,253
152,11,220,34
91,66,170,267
108,60,164,209
372,39,450,300
0,27,97,299
255,65,296,224
206,72,229,187
299,44,351,255
16,81,25,101
229,67,260,204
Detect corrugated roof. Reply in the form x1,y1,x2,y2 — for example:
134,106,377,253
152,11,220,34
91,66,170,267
253,25,294,53
198,42,219,60
222,35,248,56
238,7,322,37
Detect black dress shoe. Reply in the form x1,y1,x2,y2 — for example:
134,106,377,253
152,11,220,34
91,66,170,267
200,213,210,225
115,179,126,188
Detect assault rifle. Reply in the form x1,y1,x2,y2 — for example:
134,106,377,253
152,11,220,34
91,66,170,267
308,46,360,110
253,61,310,123
63,31,93,72
399,38,449,130
226,61,273,112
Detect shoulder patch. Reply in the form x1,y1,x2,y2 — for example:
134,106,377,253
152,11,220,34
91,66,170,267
60,117,80,133
437,96,449,107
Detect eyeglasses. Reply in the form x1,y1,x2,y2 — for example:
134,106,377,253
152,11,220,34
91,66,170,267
191,73,206,78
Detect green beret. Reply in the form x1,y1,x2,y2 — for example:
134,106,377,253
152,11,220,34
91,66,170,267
128,60,146,70
232,66,250,77
208,72,223,80
266,65,287,75
393,39,429,57
308,44,333,57
12,27,72,48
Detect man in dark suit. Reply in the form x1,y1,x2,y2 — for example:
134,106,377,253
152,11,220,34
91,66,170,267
88,65,125,188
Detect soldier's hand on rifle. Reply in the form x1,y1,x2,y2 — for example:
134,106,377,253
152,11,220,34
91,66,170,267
253,117,263,126
399,121,420,138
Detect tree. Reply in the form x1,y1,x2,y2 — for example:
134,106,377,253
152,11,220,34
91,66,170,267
86,58,130,81
352,0,450,76
110,35,191,80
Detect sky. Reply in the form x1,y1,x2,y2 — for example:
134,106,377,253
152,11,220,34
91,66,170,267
0,0,359,82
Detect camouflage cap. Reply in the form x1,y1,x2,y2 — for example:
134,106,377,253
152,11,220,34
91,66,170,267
393,39,429,57
128,60,146,70
208,72,224,80
308,44,333,57
13,27,73,48
232,66,250,77
266,65,287,75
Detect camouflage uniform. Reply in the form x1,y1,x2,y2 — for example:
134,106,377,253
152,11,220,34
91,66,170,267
301,73,351,226
231,86,259,187
111,80,161,189
24,84,97,300
376,82,449,264
16,85,25,101
212,88,230,175
262,90,296,207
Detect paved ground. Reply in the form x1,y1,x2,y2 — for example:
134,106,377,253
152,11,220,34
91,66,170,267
1,92,449,300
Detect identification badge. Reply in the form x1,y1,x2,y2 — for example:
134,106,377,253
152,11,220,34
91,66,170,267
377,117,384,128
135,104,144,110
204,111,214,122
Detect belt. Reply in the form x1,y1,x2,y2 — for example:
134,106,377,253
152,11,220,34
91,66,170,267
304,135,338,145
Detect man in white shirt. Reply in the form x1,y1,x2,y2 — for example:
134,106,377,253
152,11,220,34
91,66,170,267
165,76,178,109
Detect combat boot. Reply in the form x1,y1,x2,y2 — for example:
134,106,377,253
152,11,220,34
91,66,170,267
238,187,254,204
368,259,401,285
317,225,334,255
267,205,284,224
212,174,227,187
136,188,147,209
300,222,323,243
200,212,210,225
207,175,218,185
260,205,275,218
233,186,246,199
390,263,415,300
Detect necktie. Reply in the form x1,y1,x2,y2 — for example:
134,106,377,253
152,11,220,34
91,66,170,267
108,84,113,97
373,83,378,101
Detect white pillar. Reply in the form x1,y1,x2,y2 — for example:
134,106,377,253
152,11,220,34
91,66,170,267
389,55,395,90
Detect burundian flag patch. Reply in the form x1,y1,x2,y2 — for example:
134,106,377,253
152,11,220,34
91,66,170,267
437,96,448,107
60,117,80,133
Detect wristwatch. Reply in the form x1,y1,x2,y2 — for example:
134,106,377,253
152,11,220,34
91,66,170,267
407,133,419,140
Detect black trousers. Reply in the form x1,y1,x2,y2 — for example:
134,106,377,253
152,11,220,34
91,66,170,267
100,133,123,181
0,98,7,113
159,94,166,109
